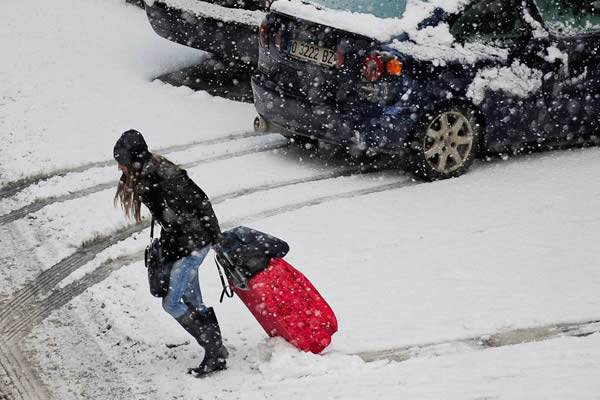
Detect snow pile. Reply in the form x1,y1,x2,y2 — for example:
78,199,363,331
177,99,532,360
466,61,544,105
256,337,365,380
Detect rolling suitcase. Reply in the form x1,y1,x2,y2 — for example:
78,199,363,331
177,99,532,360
232,257,337,354
216,227,337,354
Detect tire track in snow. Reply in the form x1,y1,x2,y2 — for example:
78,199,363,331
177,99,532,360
5,172,599,397
0,338,50,400
1,173,411,341
0,166,387,334
0,138,288,225
0,222,141,329
0,131,262,201
227,180,413,227
0,131,279,399
0,166,408,399
3,255,139,343
355,320,600,363
0,202,53,400
0,345,19,400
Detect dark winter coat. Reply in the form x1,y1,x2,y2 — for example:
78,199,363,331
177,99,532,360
140,160,223,263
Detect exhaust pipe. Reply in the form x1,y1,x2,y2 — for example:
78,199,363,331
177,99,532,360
253,115,271,132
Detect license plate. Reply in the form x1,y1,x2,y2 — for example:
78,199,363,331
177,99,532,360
287,40,336,68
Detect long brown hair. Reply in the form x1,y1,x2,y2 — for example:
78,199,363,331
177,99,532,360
114,154,177,223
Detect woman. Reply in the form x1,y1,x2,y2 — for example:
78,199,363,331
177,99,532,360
113,129,228,377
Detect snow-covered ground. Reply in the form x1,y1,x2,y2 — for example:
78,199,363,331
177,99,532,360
1,0,600,399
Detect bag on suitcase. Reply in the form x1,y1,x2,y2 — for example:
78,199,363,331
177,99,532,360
215,226,337,354
215,225,290,289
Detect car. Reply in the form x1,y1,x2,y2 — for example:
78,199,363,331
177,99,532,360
145,0,273,68
251,0,600,180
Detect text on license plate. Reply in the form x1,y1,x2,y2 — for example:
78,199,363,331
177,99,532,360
287,40,336,67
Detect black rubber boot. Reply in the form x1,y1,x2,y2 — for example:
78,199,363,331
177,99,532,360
175,307,228,377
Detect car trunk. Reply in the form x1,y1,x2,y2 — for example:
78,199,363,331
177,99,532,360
263,11,377,107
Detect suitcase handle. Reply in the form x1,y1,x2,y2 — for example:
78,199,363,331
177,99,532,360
214,255,235,303
214,250,251,291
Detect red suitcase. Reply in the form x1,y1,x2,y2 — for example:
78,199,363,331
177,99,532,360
231,258,338,354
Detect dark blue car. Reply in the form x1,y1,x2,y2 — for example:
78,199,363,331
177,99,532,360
252,0,600,180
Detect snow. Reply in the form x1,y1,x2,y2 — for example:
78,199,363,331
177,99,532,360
271,0,512,65
391,35,510,65
148,0,266,26
0,0,257,183
388,14,511,65
272,0,405,41
523,5,549,39
544,45,569,71
2,0,600,399
271,0,470,42
467,61,544,105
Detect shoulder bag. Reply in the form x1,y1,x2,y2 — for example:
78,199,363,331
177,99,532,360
144,217,172,297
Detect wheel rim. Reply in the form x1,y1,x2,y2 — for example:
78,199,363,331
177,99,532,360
423,111,474,174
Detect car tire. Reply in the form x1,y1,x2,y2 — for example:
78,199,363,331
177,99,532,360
408,105,481,181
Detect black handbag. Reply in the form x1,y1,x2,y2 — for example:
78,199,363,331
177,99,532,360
144,218,172,298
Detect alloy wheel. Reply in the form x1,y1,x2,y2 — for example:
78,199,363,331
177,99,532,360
423,111,474,174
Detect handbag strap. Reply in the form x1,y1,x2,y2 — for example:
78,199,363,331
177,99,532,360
150,217,155,240
214,255,234,303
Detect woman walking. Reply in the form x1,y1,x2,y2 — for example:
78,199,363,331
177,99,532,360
113,129,228,377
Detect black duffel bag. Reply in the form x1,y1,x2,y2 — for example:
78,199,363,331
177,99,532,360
215,226,289,290
144,219,172,298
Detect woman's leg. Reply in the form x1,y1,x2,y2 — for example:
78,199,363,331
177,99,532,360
163,247,227,375
162,247,210,318
182,246,211,312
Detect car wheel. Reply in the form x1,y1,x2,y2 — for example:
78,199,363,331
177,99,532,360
409,106,480,181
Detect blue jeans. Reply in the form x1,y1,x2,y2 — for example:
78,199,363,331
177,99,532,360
162,246,211,319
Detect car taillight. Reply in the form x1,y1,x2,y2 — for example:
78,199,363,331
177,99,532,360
386,58,403,76
259,22,269,48
362,53,403,81
358,53,403,104
362,55,384,81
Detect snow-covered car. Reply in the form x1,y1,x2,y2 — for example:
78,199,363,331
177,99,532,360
145,0,272,67
252,0,600,180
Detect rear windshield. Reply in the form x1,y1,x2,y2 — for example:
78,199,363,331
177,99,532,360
308,0,407,19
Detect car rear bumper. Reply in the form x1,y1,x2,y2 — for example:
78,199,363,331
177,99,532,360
145,0,264,65
251,73,416,153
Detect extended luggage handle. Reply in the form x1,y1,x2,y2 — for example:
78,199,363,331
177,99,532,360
215,249,251,288
214,254,235,303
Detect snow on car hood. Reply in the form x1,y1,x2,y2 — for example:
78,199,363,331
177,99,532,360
271,0,472,42
145,0,266,26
